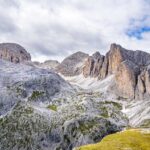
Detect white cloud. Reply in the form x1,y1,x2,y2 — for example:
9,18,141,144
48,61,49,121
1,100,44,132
0,0,149,62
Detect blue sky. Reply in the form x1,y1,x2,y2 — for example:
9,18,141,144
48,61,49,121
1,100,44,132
0,0,150,62
127,26,150,40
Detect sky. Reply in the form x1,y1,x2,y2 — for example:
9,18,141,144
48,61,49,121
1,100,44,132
0,0,150,62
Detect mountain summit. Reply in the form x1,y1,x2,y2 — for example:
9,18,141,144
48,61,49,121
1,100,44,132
0,43,31,63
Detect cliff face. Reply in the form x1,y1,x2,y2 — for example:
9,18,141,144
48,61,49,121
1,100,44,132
82,44,128,79
0,43,31,63
82,44,150,99
115,60,140,99
83,52,104,78
105,44,150,99
58,43,150,99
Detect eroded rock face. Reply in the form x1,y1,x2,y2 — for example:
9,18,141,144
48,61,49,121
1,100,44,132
83,52,104,78
98,43,150,99
57,51,89,76
107,44,125,74
99,43,150,99
0,43,31,63
56,43,150,99
133,66,150,99
145,69,150,95
137,75,145,95
115,60,140,99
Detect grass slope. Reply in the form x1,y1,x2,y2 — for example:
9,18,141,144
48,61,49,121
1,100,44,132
76,129,150,150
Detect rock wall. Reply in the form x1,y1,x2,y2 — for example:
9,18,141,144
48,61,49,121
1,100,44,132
83,52,104,78
58,43,150,99
82,43,150,99
115,60,140,99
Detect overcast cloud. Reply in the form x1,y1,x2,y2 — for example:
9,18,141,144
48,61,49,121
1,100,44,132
0,0,150,62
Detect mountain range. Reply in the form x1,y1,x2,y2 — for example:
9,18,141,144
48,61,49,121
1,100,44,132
0,42,149,150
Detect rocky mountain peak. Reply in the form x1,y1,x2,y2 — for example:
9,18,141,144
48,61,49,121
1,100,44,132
56,43,150,99
92,51,102,59
0,43,31,63
83,52,104,77
57,51,89,76
109,43,150,68
110,43,122,52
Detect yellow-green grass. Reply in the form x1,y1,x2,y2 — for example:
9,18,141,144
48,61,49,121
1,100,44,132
47,104,57,111
76,129,150,150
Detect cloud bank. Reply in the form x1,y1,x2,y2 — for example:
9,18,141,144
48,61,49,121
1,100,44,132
0,0,150,62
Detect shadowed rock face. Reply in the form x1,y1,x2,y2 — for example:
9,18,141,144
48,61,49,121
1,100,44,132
83,52,104,78
0,43,31,63
115,60,140,99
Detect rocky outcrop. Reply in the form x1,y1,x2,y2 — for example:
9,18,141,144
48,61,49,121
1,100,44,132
0,59,73,116
136,67,150,98
83,52,104,78
57,51,89,76
145,69,150,94
80,44,150,99
107,44,125,74
110,44,150,99
0,43,31,63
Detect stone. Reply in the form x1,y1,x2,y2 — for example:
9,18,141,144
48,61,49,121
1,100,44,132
83,52,104,78
56,43,150,99
57,51,89,76
115,60,140,99
137,72,146,95
0,43,31,63
145,69,150,95
107,44,125,74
